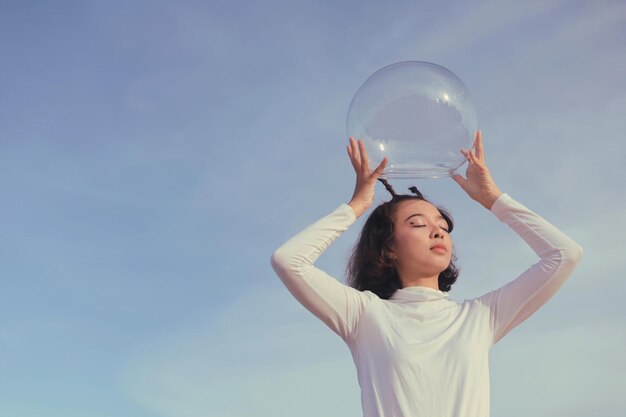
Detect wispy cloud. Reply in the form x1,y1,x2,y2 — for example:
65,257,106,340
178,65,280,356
1,0,624,415
120,287,361,417
490,321,626,416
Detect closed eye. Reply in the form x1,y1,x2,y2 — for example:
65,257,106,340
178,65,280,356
409,223,449,233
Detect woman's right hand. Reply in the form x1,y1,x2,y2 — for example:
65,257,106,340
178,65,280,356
347,137,388,218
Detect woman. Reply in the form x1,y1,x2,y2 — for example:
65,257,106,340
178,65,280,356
271,132,582,417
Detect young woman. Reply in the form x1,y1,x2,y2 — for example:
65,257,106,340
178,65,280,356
271,132,582,417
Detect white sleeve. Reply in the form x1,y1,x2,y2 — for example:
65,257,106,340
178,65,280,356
270,204,375,342
475,194,583,345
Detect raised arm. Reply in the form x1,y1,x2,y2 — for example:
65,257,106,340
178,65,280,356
271,204,371,341
271,138,387,341
453,131,583,344
476,194,582,344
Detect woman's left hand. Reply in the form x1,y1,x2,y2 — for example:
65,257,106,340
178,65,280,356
451,130,503,210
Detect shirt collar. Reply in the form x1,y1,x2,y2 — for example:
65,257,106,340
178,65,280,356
390,285,450,303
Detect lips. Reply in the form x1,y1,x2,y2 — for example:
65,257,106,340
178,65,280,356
430,244,447,252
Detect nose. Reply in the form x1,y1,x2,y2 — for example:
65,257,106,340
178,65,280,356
431,227,444,239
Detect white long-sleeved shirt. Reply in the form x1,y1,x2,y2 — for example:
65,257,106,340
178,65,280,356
271,194,583,417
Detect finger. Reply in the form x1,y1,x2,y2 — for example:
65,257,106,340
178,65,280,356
357,140,370,173
349,137,361,166
475,130,485,161
347,144,359,171
372,157,388,177
347,141,360,170
461,148,477,165
469,133,479,157
468,148,480,165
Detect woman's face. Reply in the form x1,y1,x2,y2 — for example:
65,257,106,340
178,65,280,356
389,199,453,278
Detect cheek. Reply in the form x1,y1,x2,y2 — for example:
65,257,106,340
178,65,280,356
393,232,418,251
393,234,429,261
391,236,408,261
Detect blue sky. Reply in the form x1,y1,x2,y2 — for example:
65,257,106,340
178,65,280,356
1,1,625,416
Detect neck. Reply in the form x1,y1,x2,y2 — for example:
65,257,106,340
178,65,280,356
400,275,439,291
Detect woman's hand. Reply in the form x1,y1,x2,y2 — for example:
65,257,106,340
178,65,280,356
347,137,388,218
451,130,503,210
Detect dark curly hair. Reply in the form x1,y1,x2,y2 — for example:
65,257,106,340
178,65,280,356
347,179,459,299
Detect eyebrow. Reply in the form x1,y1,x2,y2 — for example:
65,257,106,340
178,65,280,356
404,213,446,222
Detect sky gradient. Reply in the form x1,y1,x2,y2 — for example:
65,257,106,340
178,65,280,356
1,1,625,416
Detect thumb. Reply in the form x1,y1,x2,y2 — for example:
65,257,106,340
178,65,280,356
451,174,467,189
451,173,464,184
372,157,388,178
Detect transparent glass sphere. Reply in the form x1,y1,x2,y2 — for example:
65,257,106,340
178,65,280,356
347,61,478,178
